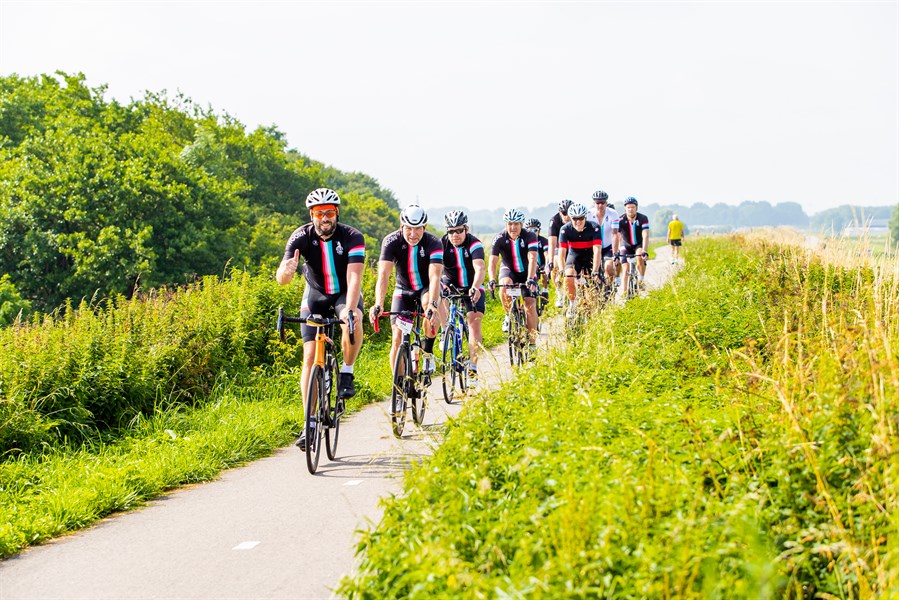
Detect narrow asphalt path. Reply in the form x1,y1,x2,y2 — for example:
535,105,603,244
0,246,679,600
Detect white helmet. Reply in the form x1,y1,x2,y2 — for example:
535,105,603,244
503,208,525,223
567,202,589,218
305,188,341,208
400,205,428,227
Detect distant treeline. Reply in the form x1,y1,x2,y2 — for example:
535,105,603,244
437,201,898,238
0,72,401,320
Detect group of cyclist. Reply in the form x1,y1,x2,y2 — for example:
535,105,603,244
276,187,651,448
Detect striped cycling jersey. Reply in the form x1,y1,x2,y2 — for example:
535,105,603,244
441,233,485,289
491,229,539,274
282,222,366,294
379,230,444,292
534,235,550,268
559,221,601,258
618,213,650,247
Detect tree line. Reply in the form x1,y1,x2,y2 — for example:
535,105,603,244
0,72,401,322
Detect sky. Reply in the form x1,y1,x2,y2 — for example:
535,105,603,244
1,1,897,216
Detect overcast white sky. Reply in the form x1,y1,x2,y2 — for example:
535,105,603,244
1,1,897,215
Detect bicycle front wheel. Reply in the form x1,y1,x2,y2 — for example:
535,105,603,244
411,347,427,426
511,306,527,366
305,365,324,474
441,326,456,404
325,357,340,461
391,346,410,438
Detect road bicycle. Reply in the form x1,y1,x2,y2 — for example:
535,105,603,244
495,283,531,366
623,254,643,300
277,307,354,474
563,272,604,337
374,304,433,437
439,286,469,403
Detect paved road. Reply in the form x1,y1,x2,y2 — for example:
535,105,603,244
0,247,678,600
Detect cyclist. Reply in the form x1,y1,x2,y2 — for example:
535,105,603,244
524,218,550,284
618,196,651,293
438,210,486,386
667,213,684,263
369,205,444,377
557,202,602,317
591,190,621,293
547,199,573,308
525,217,551,314
487,209,540,353
276,188,366,451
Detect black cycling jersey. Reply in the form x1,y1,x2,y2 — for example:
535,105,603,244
283,222,366,294
618,213,650,247
441,232,485,290
534,235,550,268
559,221,601,259
379,230,444,292
490,229,538,274
549,212,566,239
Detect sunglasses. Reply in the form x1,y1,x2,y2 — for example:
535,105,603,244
447,228,466,235
311,209,337,219
572,217,586,222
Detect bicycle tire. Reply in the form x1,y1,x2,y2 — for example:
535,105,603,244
411,344,427,426
305,365,324,474
514,307,528,365
441,325,455,403
457,322,469,392
325,356,340,460
391,345,410,438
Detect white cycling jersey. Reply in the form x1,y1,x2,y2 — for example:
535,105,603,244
595,207,620,249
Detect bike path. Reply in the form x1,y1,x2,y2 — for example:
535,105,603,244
0,346,518,600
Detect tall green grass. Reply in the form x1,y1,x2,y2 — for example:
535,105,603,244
340,235,897,598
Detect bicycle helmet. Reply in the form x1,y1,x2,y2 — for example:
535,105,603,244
400,204,428,227
567,202,589,218
503,208,525,223
524,218,541,229
444,210,468,228
592,190,609,202
306,187,341,208
558,199,573,214
624,197,638,206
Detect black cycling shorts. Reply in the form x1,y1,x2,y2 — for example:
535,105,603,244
565,254,594,275
300,285,363,343
390,288,429,325
498,267,535,298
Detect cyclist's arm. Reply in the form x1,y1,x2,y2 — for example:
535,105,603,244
373,260,393,309
527,251,538,279
487,254,499,283
558,246,568,269
343,262,364,317
592,244,602,270
472,258,486,290
642,229,650,255
427,262,444,307
276,249,300,285
547,236,558,263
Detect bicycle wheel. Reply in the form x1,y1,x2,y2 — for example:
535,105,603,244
305,365,324,474
391,345,410,438
514,308,529,365
441,325,456,403
411,345,427,426
325,356,340,460
457,323,469,393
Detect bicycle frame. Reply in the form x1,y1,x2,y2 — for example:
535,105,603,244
440,289,470,402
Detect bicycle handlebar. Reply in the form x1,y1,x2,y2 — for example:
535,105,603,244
372,311,434,336
277,306,355,344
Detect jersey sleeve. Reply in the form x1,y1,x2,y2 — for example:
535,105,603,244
549,214,562,238
379,233,396,262
426,235,444,264
525,231,539,253
490,233,503,256
558,225,571,249
283,226,307,261
469,237,485,260
592,224,603,244
346,228,366,264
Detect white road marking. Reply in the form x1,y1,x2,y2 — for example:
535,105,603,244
232,541,260,550
343,480,363,486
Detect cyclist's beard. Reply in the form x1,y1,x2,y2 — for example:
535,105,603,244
314,219,336,238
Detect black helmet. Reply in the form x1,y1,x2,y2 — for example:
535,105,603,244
444,210,468,228
524,218,541,229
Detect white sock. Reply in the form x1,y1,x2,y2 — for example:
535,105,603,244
341,364,354,374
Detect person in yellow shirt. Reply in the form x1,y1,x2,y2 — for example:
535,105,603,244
667,215,684,264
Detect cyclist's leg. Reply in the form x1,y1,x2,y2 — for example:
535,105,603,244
524,296,538,335
466,292,485,368
299,286,326,412
498,267,515,313
564,265,577,301
334,294,364,399
388,290,413,370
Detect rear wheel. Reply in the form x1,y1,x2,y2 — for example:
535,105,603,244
391,346,410,438
325,357,340,460
305,366,324,474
